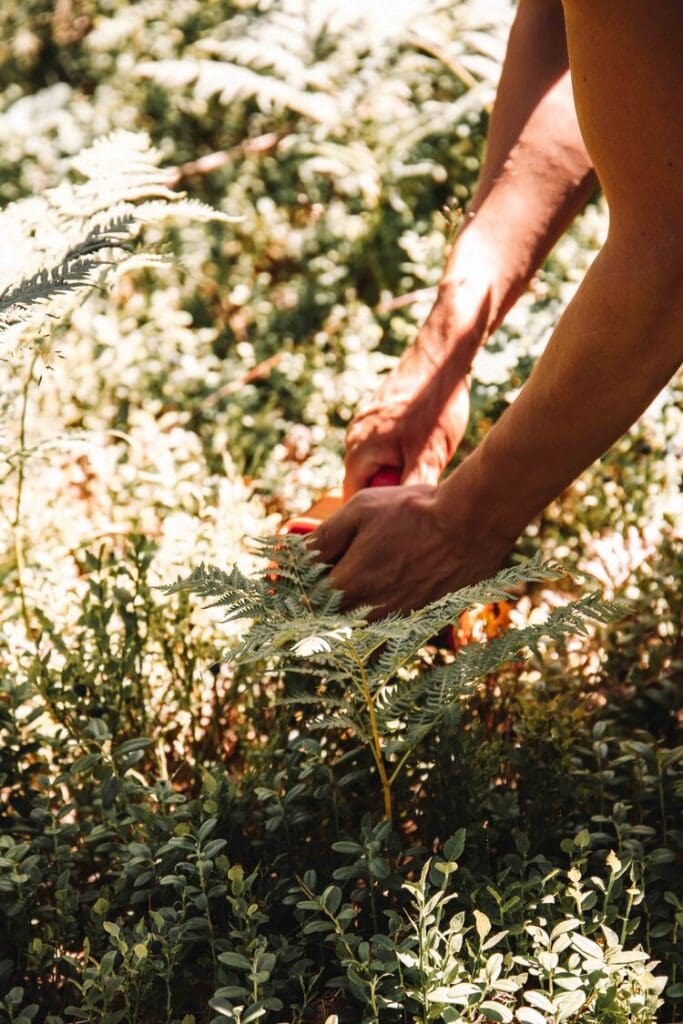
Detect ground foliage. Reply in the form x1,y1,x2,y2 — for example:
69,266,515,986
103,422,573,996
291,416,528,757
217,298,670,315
0,1,681,1023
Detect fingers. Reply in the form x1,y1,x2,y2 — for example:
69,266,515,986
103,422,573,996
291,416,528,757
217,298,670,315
327,529,385,614
401,460,440,487
343,407,406,500
342,454,378,502
306,504,358,566
308,491,394,613
344,457,404,501
329,553,368,613
346,445,441,496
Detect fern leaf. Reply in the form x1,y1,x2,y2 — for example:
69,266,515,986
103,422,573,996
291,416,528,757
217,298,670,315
0,258,106,323
136,58,338,124
69,130,164,180
0,131,237,350
372,557,564,679
382,592,623,748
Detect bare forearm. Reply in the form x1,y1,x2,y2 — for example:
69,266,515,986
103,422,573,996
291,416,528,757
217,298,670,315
330,0,682,616
441,233,683,547
455,72,596,331
319,234,681,612
344,0,597,493
426,0,595,361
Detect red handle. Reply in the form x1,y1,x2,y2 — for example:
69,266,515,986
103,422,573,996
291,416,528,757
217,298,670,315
369,467,402,488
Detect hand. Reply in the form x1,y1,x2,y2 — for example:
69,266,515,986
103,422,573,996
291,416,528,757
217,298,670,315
343,289,490,501
309,473,511,617
343,350,471,499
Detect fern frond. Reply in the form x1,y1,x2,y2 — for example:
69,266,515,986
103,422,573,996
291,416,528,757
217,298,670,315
165,533,621,788
248,617,356,657
371,557,565,679
276,691,351,713
162,562,240,599
110,253,174,279
0,258,107,324
0,131,237,350
161,562,267,614
62,214,138,260
276,663,354,688
291,627,353,657
250,535,344,616
69,130,164,180
136,59,337,124
196,34,310,85
276,693,330,707
131,197,242,224
379,592,622,748
52,181,182,220
306,712,369,738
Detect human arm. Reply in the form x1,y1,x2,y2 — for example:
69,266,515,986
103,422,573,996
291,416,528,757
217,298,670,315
313,0,683,615
344,0,597,498
315,232,683,613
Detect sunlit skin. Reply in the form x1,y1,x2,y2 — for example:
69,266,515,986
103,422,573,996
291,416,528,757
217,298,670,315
312,0,683,615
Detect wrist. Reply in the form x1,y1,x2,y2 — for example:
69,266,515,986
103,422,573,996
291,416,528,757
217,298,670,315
414,249,497,374
434,447,530,557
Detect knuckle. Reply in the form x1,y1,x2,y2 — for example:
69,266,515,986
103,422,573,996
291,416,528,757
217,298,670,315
344,491,364,513
345,422,363,445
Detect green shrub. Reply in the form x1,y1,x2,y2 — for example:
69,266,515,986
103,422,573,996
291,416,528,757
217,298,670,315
0,1,680,1021
1,535,681,1022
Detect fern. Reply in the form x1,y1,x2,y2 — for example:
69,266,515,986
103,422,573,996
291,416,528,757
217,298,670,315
134,0,512,160
0,258,112,318
137,58,338,125
377,590,618,748
163,536,622,820
0,131,239,352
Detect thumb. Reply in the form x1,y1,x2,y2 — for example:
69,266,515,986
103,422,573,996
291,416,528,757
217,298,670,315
306,505,358,566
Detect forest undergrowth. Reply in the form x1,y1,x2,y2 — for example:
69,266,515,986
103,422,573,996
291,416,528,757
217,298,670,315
0,2,680,1023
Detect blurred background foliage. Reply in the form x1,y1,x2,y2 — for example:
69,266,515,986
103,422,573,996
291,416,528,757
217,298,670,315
0,1,680,1022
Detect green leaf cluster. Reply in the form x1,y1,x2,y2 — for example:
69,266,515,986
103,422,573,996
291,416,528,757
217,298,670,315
0,1,680,1022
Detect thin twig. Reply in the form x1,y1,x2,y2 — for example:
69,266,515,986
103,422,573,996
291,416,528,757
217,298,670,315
375,285,437,315
346,644,393,822
13,352,40,637
408,33,479,91
201,353,283,408
164,132,284,188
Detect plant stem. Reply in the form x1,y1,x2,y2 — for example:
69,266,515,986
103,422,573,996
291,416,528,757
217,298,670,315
12,352,39,636
347,645,393,821
388,743,418,788
165,969,172,1024
620,886,635,946
656,750,668,845
197,849,218,976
